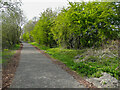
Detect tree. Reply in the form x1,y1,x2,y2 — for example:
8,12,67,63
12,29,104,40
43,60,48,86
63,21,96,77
115,2,120,58
51,1,119,49
31,8,57,47
22,19,37,42
1,0,24,48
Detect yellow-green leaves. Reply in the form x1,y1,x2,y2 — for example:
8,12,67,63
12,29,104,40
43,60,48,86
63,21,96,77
23,2,119,49
30,8,57,47
2,0,24,49
52,2,119,48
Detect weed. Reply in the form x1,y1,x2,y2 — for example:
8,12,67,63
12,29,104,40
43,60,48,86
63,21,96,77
2,44,20,65
92,71,103,78
30,41,119,80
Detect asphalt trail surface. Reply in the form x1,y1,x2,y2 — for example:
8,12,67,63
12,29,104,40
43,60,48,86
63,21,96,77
10,43,85,88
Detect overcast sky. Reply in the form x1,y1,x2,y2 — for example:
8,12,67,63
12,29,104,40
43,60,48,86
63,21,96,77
21,0,91,20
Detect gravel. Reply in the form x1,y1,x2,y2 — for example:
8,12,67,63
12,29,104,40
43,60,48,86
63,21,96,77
86,72,119,88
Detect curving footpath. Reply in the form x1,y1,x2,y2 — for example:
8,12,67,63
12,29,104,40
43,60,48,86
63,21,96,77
10,43,85,88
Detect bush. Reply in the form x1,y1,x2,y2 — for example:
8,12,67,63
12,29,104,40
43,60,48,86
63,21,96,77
73,62,97,76
92,71,103,78
86,56,99,62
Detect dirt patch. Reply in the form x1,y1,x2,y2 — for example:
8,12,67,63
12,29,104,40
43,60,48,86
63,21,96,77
2,44,23,90
33,45,97,88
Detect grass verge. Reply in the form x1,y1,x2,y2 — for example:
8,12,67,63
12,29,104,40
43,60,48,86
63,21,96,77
29,42,119,80
2,44,20,65
2,43,22,89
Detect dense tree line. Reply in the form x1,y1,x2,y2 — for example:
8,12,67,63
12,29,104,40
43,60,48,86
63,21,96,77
23,9,57,47
22,18,37,42
1,0,24,49
22,1,120,49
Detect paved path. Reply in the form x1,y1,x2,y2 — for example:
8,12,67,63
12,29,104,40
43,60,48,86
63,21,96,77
10,43,85,88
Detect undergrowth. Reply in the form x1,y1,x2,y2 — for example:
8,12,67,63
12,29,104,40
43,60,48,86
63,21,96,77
2,44,20,65
29,41,119,80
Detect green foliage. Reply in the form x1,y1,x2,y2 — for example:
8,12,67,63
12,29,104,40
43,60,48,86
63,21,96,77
73,62,97,77
51,2,119,49
92,71,103,78
2,44,20,65
1,0,24,49
86,56,99,62
30,8,57,47
24,2,119,49
29,42,50,50
22,32,30,42
118,32,120,39
22,19,37,42
25,1,119,80
30,42,119,79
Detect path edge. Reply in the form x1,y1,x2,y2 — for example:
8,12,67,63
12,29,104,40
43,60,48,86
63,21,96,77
2,43,23,89
32,45,98,88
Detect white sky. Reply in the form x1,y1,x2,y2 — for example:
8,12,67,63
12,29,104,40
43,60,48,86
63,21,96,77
21,0,91,20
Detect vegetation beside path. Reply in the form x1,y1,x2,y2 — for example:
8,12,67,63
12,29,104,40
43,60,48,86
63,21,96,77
1,0,119,89
2,43,22,89
25,2,119,81
29,41,119,80
23,1,119,84
2,44,21,66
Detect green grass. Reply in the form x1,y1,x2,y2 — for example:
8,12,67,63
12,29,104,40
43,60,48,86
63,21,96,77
29,42,119,80
45,48,86,69
1,44,20,65
0,52,2,64
29,42,50,50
